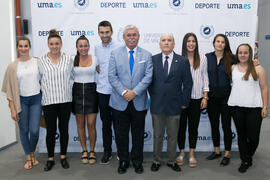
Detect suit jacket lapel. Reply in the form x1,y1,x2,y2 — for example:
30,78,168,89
156,53,165,79
167,52,178,78
131,47,141,79
121,47,131,79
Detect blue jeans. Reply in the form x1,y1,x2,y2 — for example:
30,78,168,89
18,93,42,155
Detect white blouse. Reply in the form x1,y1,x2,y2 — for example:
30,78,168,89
17,58,40,97
228,65,262,108
74,56,97,83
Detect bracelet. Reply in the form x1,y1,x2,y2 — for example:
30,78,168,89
203,97,209,100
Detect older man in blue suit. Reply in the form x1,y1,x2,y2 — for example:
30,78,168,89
148,34,193,172
108,25,153,174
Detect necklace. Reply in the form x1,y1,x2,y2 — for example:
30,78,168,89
19,57,31,70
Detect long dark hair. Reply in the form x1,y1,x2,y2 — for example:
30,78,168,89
236,43,258,81
182,33,200,69
74,35,89,67
213,34,235,78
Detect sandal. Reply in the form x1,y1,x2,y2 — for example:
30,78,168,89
24,159,32,170
189,157,198,168
176,155,184,166
30,153,39,166
89,151,96,165
81,150,89,164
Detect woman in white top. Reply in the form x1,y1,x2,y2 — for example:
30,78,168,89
228,43,268,173
176,33,209,167
72,35,98,164
2,37,41,170
39,29,74,171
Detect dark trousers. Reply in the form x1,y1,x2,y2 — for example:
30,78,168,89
43,102,72,158
112,101,147,166
230,106,262,163
98,93,114,153
207,97,232,151
178,99,202,149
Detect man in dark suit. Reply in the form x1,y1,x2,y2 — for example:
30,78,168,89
108,25,153,174
148,34,193,172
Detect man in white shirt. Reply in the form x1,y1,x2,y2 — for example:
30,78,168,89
148,34,192,172
95,21,120,164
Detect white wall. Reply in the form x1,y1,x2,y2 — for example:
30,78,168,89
258,0,270,111
0,0,17,149
20,0,31,35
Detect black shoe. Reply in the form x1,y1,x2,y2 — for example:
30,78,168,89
220,157,230,166
238,162,251,173
60,158,70,169
167,162,181,172
134,164,144,174
206,152,222,160
100,152,112,165
44,160,55,171
151,162,161,172
118,161,129,174
247,156,253,166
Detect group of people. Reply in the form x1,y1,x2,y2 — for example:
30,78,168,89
2,20,268,175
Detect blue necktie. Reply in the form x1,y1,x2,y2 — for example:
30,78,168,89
129,50,134,75
164,56,169,77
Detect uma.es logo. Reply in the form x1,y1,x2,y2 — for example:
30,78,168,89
74,0,89,9
227,3,251,9
37,1,62,8
70,30,94,36
169,0,184,11
133,2,158,8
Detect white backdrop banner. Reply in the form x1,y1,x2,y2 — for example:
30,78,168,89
31,0,258,152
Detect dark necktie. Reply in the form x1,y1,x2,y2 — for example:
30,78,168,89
164,56,169,77
129,50,134,75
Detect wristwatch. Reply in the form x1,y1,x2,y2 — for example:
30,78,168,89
122,90,127,96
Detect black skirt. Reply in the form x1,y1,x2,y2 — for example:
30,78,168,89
72,82,98,114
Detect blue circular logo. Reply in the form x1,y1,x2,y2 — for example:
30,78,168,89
203,27,211,35
74,0,89,9
232,132,236,140
117,28,124,43
144,131,152,142
55,132,60,140
200,25,214,39
169,0,184,11
173,0,181,7
200,109,209,122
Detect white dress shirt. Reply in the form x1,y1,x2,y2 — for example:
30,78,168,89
162,52,173,74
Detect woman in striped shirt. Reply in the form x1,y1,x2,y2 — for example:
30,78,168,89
177,33,209,167
39,29,74,171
